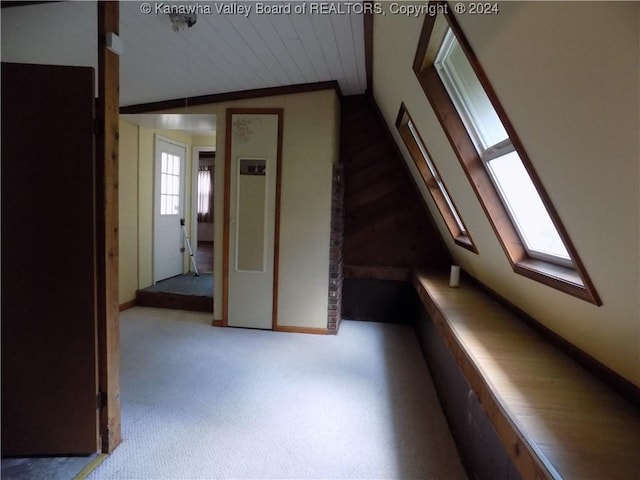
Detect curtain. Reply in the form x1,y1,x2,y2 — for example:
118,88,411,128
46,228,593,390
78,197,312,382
197,166,213,222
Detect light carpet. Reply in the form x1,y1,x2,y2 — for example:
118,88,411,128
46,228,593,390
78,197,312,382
89,307,467,479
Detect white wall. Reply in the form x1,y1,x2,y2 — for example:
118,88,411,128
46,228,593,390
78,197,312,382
118,120,139,304
373,3,640,386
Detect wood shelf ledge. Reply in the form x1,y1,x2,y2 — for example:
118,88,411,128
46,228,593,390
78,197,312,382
412,270,640,480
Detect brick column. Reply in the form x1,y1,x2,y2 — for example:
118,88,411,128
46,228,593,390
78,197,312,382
328,163,344,333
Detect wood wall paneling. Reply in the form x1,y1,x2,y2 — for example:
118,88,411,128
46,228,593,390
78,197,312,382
340,95,450,322
341,95,451,271
96,0,121,453
1,62,99,456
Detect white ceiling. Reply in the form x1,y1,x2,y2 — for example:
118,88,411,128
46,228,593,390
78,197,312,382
121,113,216,134
0,1,367,107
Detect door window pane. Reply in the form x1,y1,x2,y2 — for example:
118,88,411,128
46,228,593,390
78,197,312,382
159,151,180,215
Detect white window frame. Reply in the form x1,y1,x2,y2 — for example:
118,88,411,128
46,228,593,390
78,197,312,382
159,151,182,216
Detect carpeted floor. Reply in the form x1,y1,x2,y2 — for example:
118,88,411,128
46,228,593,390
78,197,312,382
139,273,213,297
88,307,467,479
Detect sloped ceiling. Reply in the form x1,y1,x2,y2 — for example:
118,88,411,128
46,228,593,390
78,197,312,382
0,1,367,106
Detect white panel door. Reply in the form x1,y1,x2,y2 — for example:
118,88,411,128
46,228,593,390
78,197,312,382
227,113,279,329
154,136,186,282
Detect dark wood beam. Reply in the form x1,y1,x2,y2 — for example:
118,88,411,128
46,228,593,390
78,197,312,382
0,1,61,8
120,81,342,114
96,0,121,454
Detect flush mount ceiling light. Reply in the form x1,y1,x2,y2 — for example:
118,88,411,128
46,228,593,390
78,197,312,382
169,13,197,31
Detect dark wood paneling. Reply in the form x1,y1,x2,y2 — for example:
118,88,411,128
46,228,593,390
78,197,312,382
414,305,521,480
1,62,98,455
136,291,213,313
96,1,121,453
341,95,451,271
0,1,60,8
342,279,421,323
344,265,410,281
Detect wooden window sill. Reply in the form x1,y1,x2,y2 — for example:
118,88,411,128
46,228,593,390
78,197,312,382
514,258,600,305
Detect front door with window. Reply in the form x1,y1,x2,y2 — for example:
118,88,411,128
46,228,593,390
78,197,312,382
154,136,186,282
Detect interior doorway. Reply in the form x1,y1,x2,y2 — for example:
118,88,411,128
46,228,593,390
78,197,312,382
140,139,215,313
121,113,216,314
192,146,215,275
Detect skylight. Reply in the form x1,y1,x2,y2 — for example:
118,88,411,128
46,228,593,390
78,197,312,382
435,29,571,265
407,120,466,235
395,103,476,252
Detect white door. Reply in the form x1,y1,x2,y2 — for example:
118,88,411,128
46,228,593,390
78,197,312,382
227,113,280,329
154,136,186,283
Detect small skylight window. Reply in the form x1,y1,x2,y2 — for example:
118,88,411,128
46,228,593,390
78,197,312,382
408,120,466,235
435,29,571,266
395,104,476,253
412,9,600,304
486,151,570,261
436,31,508,153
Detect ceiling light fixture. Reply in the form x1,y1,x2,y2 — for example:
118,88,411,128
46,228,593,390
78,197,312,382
169,13,197,31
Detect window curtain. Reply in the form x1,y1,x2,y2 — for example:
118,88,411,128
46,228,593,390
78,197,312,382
197,166,213,222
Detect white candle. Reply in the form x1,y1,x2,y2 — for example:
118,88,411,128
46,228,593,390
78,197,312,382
449,265,460,287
